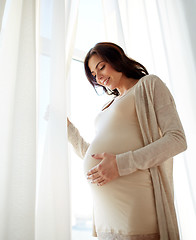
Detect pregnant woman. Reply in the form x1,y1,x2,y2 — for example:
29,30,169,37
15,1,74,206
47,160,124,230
67,42,187,240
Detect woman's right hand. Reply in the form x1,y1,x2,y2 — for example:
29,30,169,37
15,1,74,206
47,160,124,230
67,117,70,127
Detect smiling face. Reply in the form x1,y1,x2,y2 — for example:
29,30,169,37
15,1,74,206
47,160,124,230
88,54,123,91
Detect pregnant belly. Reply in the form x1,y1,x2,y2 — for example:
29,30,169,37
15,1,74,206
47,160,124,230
83,134,120,174
83,141,158,235
83,142,104,175
83,133,143,175
83,134,124,174
82,133,157,235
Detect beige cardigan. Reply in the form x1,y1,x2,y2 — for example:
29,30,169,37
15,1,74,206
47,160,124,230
67,74,187,240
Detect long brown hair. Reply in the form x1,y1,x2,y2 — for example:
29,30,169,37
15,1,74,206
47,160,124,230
84,42,149,96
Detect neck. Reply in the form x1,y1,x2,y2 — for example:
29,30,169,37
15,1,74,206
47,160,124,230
117,77,138,96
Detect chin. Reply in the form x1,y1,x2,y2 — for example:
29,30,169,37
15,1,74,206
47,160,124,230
110,87,117,91
106,84,116,92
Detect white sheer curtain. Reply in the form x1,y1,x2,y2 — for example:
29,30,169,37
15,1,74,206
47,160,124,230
36,0,80,239
0,0,37,239
102,0,196,240
0,0,79,239
0,0,6,30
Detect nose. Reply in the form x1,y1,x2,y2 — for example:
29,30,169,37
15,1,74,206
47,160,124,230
96,72,103,83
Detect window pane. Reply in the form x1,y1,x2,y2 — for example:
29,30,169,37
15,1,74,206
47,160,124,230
75,0,105,53
40,0,53,39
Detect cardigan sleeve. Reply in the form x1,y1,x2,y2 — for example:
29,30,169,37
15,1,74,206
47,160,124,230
67,119,90,159
116,75,187,176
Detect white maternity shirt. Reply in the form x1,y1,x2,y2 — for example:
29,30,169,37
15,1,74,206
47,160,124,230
83,84,159,237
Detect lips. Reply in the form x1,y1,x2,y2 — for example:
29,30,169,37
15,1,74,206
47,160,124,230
103,77,110,85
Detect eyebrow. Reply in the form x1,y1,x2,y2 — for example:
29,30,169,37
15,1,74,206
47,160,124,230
91,61,104,74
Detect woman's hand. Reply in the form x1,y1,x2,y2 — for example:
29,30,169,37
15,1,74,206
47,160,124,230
87,152,120,186
67,117,70,127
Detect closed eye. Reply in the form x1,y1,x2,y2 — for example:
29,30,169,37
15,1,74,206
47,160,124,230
91,64,105,80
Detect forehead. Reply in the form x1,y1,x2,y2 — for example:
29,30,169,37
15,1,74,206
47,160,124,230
88,54,104,72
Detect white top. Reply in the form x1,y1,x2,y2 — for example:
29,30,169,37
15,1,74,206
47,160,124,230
83,84,158,236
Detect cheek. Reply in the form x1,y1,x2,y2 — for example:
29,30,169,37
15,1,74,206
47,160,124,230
113,72,122,81
106,65,122,81
106,65,115,74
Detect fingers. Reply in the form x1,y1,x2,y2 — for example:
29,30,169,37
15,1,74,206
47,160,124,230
87,166,98,176
86,152,118,187
97,179,106,186
86,153,104,176
91,153,104,159
67,117,70,126
90,176,104,184
87,170,107,186
87,172,99,180
88,175,107,186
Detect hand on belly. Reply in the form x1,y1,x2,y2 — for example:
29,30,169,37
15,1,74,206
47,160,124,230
86,152,120,186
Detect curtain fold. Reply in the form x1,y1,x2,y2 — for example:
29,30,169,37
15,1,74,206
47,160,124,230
36,0,80,239
0,0,37,239
101,0,126,50
0,0,79,239
102,0,196,239
0,0,6,30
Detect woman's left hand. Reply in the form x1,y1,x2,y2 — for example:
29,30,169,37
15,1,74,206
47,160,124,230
87,152,120,186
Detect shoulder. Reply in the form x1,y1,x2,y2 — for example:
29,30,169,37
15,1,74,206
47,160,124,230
136,74,169,95
139,74,166,87
136,74,175,107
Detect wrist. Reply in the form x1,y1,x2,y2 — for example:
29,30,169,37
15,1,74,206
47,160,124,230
116,151,136,176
